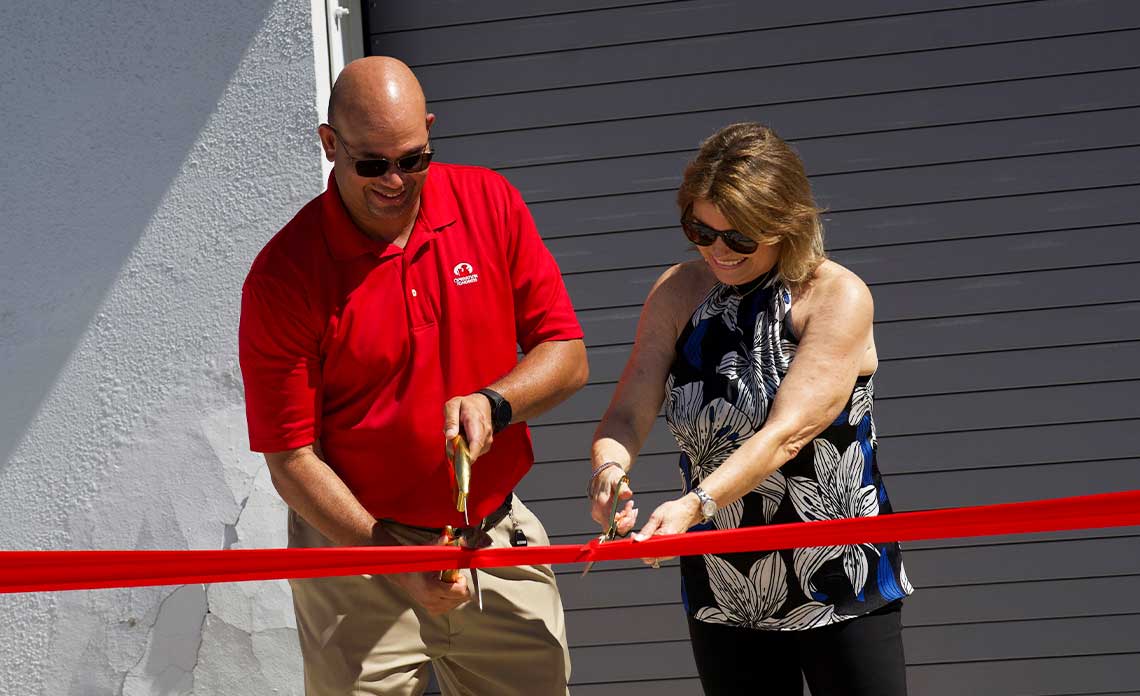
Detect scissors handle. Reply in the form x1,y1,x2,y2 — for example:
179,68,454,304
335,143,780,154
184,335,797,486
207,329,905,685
582,474,630,577
603,475,630,539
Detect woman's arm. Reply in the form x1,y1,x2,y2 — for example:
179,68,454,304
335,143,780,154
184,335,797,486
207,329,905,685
636,262,876,545
589,262,706,532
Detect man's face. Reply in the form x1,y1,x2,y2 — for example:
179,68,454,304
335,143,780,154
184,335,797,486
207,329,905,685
321,114,434,233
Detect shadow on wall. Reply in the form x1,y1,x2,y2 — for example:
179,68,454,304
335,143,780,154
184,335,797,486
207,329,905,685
0,0,277,467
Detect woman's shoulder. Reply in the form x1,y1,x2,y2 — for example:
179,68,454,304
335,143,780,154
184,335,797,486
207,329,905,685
651,260,717,303
795,259,871,305
644,261,718,331
790,259,874,333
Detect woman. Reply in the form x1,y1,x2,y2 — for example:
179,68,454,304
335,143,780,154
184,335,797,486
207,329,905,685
588,123,912,695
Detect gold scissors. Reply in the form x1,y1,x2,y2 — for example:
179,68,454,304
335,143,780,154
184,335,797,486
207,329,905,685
441,433,483,609
581,474,630,576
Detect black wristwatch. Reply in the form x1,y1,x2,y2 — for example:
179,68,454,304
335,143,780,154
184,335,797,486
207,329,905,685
477,388,512,433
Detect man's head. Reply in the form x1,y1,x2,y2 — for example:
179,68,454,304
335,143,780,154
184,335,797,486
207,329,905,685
319,57,435,241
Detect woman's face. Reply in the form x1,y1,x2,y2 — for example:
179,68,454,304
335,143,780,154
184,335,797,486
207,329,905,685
690,199,780,285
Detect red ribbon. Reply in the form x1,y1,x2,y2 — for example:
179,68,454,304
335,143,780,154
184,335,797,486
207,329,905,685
3,489,1138,593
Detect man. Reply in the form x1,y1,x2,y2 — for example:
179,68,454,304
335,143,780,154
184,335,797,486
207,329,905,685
239,56,587,695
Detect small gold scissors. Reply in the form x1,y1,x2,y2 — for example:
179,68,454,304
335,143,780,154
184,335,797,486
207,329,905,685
581,474,630,576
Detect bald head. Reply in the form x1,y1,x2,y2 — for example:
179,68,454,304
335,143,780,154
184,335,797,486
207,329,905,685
319,57,435,243
328,56,428,133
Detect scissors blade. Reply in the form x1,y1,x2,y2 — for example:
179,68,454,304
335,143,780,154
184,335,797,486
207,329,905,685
581,475,630,577
471,566,483,610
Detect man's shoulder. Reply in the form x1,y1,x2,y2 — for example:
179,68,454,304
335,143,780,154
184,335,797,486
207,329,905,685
430,162,517,201
247,193,327,281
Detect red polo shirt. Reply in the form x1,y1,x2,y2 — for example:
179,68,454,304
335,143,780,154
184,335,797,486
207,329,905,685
239,163,582,527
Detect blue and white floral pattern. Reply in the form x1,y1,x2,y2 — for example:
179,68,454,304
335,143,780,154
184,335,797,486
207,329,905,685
665,271,911,631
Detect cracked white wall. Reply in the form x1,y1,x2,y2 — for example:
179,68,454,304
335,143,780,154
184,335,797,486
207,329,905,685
0,1,321,693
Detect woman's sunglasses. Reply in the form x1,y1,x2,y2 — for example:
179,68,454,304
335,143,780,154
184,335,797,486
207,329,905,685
328,125,434,178
680,205,760,255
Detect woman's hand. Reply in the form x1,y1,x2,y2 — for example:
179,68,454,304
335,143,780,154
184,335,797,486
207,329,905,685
632,493,702,567
588,463,638,537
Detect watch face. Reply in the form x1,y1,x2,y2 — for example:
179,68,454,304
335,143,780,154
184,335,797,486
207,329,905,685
701,499,717,517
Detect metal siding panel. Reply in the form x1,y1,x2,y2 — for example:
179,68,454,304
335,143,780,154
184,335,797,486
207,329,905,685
906,575,1140,625
882,419,1140,475
578,302,1140,382
507,107,1140,202
524,454,1140,517
379,0,1002,65
412,1,1140,100
907,613,1140,662
440,69,1140,169
520,452,678,502
367,2,1140,689
569,640,696,684
529,147,1140,236
552,208,1140,277
544,183,1140,249
530,414,676,462
872,302,1140,361
427,31,1140,136
826,185,1140,250
534,340,1140,426
877,380,1140,436
521,419,1140,498
906,654,1140,695
886,458,1140,510
878,340,1140,398
569,679,705,695
562,259,1140,320
905,534,1140,587
366,0,663,33
525,457,1140,538
563,609,1140,667
559,228,1140,312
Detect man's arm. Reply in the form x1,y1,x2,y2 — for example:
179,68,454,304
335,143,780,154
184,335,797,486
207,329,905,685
264,444,388,547
444,338,587,459
266,444,472,615
443,174,589,457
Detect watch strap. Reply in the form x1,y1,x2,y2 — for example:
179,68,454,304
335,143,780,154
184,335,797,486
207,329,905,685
692,486,717,522
477,388,512,433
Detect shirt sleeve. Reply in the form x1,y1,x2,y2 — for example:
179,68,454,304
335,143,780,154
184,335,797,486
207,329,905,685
238,271,323,452
502,181,584,353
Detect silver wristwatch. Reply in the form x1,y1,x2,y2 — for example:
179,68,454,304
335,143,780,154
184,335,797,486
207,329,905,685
691,486,717,523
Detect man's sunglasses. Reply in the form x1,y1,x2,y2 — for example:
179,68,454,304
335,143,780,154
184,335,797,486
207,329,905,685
328,125,434,178
681,205,760,255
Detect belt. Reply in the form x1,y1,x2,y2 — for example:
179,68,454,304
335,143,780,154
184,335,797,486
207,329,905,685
382,492,513,536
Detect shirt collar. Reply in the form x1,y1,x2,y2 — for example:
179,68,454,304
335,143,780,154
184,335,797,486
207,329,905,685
321,167,457,261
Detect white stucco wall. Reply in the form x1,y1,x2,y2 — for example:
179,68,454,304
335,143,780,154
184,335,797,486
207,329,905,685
0,1,322,693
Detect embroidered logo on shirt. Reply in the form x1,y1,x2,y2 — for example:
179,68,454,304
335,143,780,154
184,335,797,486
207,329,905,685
452,262,479,286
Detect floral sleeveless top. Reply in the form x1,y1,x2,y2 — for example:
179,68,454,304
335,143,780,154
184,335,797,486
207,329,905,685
664,269,912,630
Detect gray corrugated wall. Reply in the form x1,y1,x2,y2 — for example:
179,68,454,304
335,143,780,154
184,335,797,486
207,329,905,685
364,1,1140,693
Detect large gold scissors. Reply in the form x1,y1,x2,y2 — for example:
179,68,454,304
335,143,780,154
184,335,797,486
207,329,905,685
581,474,630,576
441,433,483,609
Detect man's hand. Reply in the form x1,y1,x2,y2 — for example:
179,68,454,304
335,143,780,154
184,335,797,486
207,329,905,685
390,571,471,616
444,393,494,459
389,530,473,615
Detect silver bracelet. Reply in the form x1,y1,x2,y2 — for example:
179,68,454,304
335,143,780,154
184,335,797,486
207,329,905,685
586,461,624,498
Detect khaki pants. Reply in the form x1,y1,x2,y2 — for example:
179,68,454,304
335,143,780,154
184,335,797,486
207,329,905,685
287,495,571,695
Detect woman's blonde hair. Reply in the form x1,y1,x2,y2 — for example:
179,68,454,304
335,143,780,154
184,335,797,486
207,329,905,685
677,122,826,287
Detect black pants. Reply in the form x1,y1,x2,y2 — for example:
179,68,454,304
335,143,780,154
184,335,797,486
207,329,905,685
688,601,907,696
